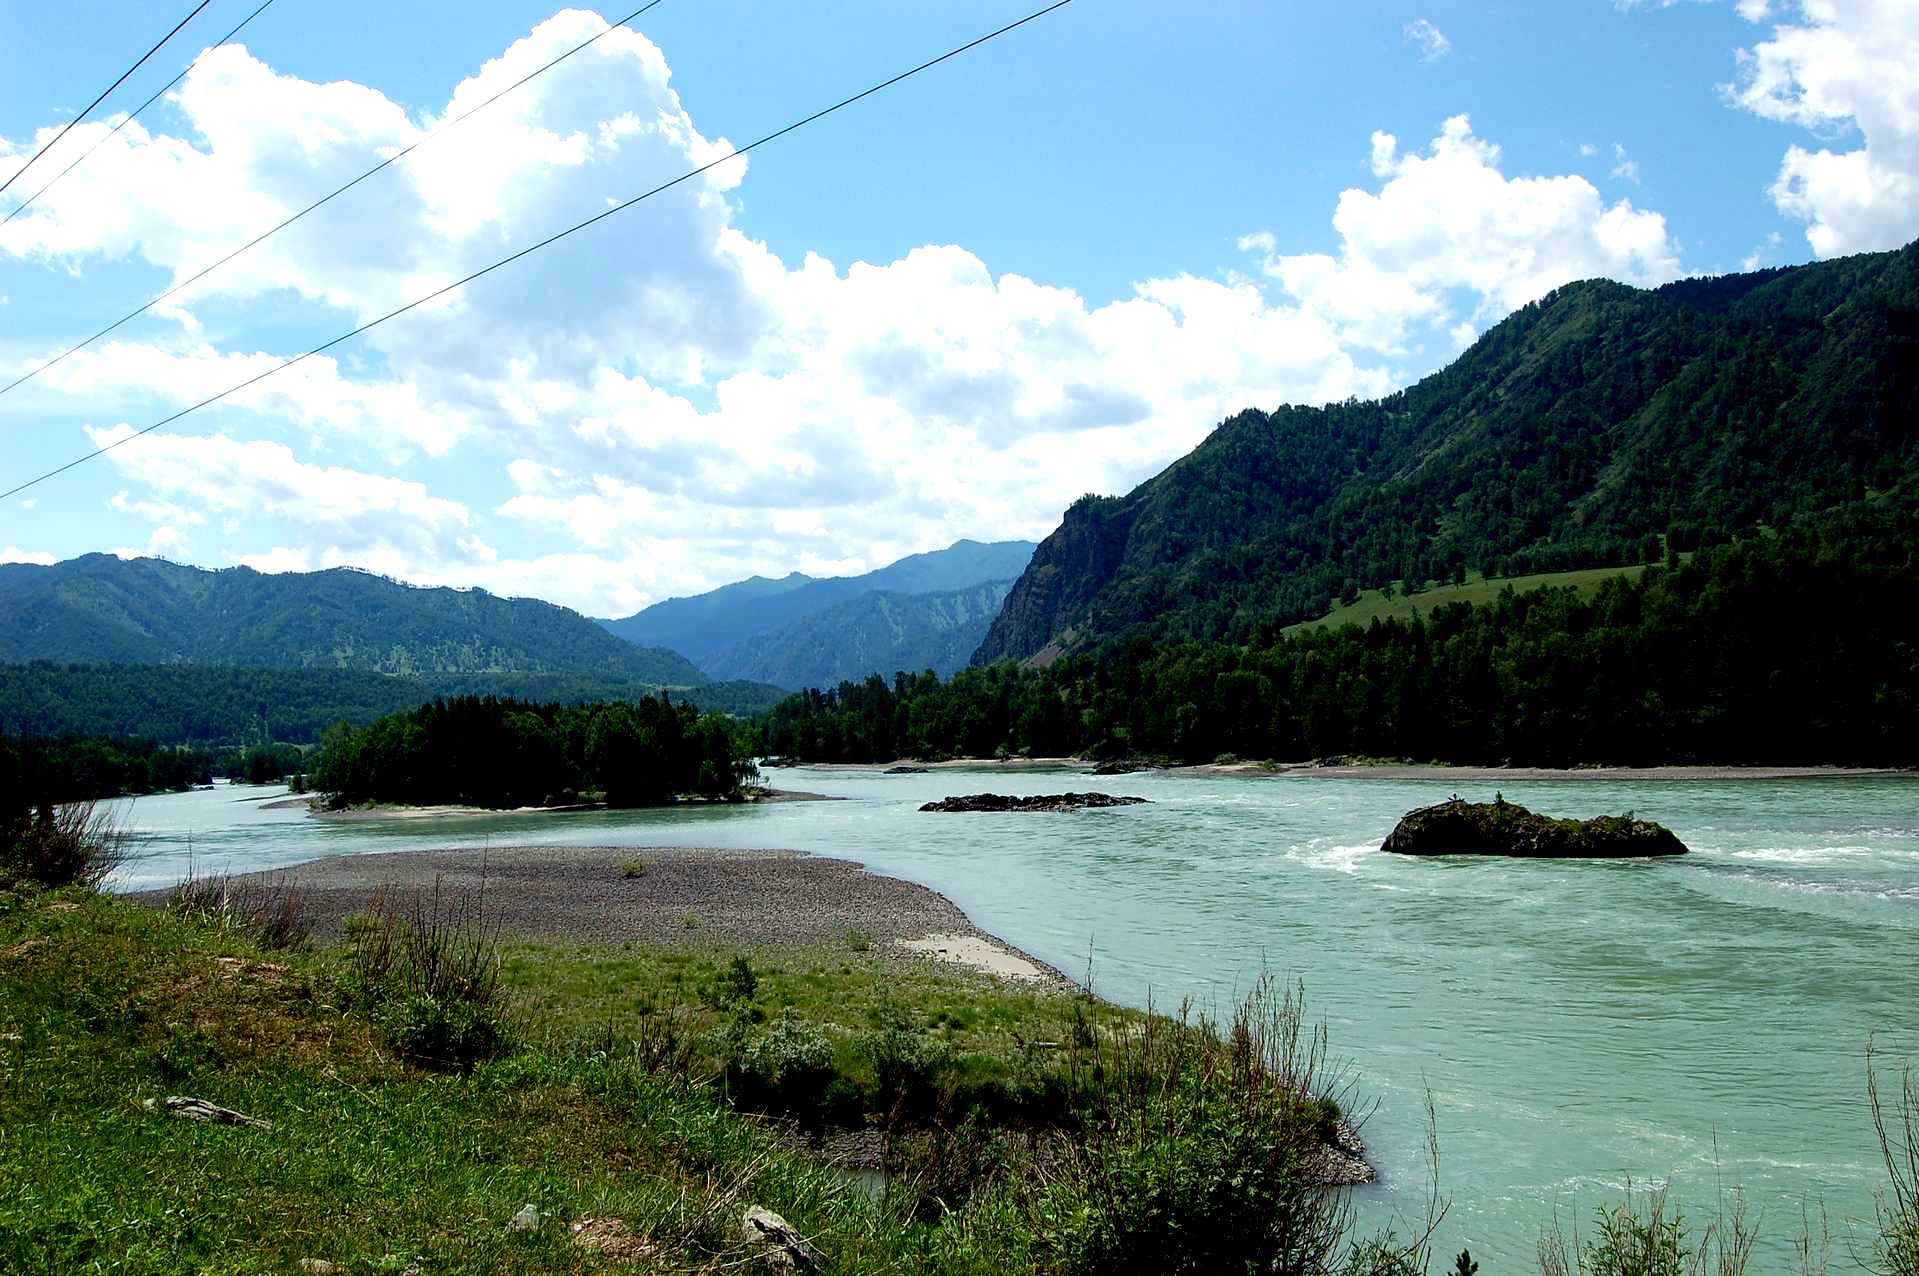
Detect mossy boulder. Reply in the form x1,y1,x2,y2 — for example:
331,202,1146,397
1381,797,1687,858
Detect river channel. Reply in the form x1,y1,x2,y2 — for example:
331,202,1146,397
105,767,1919,1268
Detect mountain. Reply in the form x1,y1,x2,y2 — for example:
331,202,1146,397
601,539,1035,679
977,242,1919,665
0,554,705,685
700,581,1016,688
0,662,787,745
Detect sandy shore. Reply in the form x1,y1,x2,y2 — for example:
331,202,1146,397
130,843,1067,986
292,788,838,822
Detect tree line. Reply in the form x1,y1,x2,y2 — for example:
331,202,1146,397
0,734,309,805
0,662,785,746
310,693,757,809
762,504,1919,768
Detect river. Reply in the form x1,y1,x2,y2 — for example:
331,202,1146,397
105,767,1919,1269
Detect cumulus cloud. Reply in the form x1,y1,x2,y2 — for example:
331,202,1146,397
1726,0,1919,256
1404,18,1453,61
1241,115,1682,355
1,546,57,565
1611,143,1642,184
1,15,1688,616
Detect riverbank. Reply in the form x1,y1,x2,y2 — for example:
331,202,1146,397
279,786,840,821
130,842,1065,985
776,756,1909,781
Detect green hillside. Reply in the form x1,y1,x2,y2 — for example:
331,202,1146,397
0,663,786,746
0,555,702,684
977,242,1919,664
1286,563,1661,635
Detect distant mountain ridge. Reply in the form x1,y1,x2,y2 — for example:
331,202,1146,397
976,241,1919,664
702,580,1016,689
602,539,1035,686
0,554,705,685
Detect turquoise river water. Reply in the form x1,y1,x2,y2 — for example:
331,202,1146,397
105,767,1919,1268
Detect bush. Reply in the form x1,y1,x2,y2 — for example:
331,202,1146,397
700,954,759,1009
346,881,510,1071
1034,978,1364,1276
0,799,127,890
862,1014,953,1124
384,993,510,1070
726,1009,837,1117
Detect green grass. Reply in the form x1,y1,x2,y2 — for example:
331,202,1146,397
1286,563,1662,635
0,887,1307,1276
0,888,1040,1274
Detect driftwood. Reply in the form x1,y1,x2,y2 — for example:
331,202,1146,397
147,1095,274,1130
740,1206,825,1271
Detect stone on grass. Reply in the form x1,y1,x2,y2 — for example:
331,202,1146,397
146,1095,273,1130
509,1203,540,1232
741,1206,824,1271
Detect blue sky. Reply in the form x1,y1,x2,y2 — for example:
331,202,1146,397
1,0,1913,615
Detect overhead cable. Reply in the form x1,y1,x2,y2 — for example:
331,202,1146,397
4,0,284,226
0,0,671,399
0,0,1074,505
0,0,215,198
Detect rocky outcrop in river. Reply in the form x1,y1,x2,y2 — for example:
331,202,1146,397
921,793,1150,813
1381,797,1688,858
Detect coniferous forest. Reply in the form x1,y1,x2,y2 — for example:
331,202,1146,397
761,503,1919,768
310,694,757,809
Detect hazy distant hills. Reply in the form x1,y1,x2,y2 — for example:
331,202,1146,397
702,580,1016,689
0,554,704,684
978,241,1919,664
602,539,1035,687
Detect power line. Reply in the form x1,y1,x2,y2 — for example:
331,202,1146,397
4,0,283,227
0,0,671,400
0,0,1074,506
0,0,215,199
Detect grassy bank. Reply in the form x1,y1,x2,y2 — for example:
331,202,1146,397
0,880,1397,1275
5,844,1915,1274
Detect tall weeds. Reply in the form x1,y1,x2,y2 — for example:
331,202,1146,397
1,798,129,889
1870,1043,1919,1276
346,878,509,1071
1036,975,1400,1276
169,867,311,950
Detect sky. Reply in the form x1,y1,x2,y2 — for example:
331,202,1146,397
1,0,1916,618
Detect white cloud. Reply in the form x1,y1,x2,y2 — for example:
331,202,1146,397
1579,142,1601,158
1611,142,1642,184
1726,0,1919,256
1741,229,1785,271
1404,18,1453,61
1,18,1689,617
1242,115,1682,355
84,426,472,561
1,546,57,565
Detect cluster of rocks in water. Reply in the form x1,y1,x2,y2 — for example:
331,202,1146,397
920,792,1151,813
1381,797,1689,858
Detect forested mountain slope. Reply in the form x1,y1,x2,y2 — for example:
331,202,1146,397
702,581,1015,689
976,242,1919,664
0,663,784,745
602,539,1034,672
0,555,703,684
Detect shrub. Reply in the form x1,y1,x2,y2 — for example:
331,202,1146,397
0,799,128,890
1034,978,1367,1276
699,954,759,1009
862,1014,953,1124
346,880,509,1071
726,1009,837,1117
